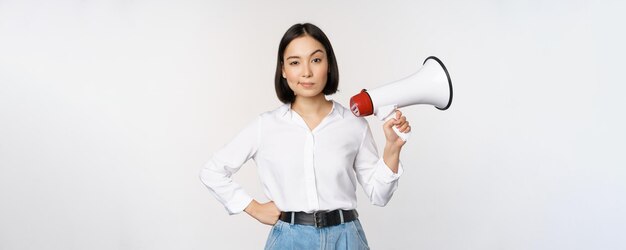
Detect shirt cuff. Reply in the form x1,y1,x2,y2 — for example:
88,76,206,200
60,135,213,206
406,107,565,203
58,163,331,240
225,193,254,215
374,158,404,184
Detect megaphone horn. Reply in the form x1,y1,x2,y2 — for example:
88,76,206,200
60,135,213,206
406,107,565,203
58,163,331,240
349,56,453,141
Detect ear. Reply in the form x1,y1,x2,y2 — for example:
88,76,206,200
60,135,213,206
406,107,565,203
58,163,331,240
281,64,286,78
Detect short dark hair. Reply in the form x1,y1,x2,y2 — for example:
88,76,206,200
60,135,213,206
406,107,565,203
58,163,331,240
274,23,339,104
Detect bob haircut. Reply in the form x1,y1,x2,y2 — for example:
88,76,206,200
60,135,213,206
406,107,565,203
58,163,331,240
275,23,339,104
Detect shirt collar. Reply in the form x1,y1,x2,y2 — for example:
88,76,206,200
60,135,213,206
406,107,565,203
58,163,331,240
280,100,345,119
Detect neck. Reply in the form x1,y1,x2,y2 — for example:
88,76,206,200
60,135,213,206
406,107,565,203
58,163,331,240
291,94,332,116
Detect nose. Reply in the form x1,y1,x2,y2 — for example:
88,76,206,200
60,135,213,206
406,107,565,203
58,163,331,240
301,62,312,78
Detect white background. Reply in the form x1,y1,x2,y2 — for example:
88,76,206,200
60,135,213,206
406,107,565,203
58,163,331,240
1,0,625,249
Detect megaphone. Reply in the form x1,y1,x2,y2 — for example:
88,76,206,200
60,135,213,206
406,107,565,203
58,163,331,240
349,56,453,141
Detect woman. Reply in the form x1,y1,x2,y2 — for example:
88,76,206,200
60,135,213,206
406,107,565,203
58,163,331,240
200,23,410,249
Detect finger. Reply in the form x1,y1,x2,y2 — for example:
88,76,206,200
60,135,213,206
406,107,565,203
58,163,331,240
395,110,402,120
394,116,406,125
384,114,400,127
403,121,411,133
397,123,410,133
384,117,396,128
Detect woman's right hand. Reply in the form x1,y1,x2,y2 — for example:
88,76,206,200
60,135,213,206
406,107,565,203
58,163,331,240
244,200,281,226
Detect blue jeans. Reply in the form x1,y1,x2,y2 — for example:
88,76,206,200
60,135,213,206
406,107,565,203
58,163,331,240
264,219,370,250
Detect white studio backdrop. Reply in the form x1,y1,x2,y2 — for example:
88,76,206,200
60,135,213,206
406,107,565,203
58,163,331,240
1,0,625,249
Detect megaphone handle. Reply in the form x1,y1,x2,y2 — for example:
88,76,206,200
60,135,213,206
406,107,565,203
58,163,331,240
384,115,411,142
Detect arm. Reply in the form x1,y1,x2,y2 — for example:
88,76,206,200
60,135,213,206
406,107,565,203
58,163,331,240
199,117,260,215
353,110,410,206
382,110,411,173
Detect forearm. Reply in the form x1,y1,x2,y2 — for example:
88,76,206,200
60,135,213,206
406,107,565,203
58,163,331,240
382,143,401,173
381,110,409,173
199,159,254,215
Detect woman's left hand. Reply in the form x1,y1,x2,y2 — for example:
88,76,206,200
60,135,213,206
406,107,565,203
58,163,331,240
383,110,411,148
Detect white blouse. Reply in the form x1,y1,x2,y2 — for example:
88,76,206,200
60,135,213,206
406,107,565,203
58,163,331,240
200,100,404,215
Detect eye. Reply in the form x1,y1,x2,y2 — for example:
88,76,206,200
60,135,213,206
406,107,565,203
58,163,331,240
289,61,299,65
312,58,322,63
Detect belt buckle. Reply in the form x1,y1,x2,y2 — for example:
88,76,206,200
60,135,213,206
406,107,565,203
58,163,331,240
313,211,327,228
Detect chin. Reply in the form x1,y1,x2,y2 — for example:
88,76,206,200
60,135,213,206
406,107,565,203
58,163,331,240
295,89,322,96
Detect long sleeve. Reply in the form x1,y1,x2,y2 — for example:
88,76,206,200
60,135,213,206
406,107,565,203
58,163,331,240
199,117,260,215
353,123,404,207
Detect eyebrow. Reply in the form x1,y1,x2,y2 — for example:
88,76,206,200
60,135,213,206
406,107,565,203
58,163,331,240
285,49,324,60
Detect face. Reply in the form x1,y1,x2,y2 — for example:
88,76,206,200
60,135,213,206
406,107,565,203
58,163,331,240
282,35,329,99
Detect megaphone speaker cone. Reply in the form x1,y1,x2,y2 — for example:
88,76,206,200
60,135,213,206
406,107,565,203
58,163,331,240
424,56,453,110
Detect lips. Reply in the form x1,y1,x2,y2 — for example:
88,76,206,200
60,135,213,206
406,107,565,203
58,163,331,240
299,82,315,88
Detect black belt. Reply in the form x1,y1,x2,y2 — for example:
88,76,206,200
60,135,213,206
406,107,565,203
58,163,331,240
279,209,359,228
